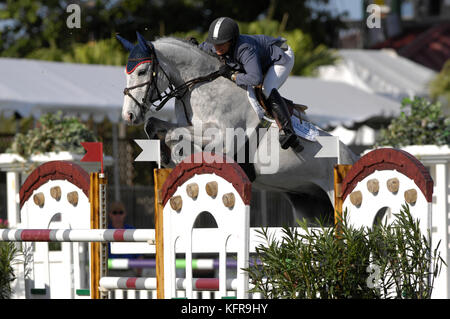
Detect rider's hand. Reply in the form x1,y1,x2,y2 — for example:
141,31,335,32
218,64,234,80
186,36,199,46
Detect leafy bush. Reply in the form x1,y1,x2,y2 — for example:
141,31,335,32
368,205,443,298
7,111,96,159
246,204,444,299
430,59,450,113
376,97,450,147
27,38,128,66
0,219,19,299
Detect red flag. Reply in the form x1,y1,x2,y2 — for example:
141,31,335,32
81,142,103,173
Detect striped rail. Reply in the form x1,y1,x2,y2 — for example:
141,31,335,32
99,277,244,291
0,229,155,243
108,258,262,270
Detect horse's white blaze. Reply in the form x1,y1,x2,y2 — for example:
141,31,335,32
122,61,170,124
122,64,150,123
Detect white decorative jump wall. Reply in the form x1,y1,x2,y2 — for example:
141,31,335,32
11,161,92,299
159,152,252,299
3,160,155,299
2,146,449,299
337,147,448,299
340,148,433,233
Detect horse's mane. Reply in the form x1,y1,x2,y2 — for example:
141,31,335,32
153,37,220,67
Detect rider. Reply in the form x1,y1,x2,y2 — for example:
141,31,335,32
199,17,303,152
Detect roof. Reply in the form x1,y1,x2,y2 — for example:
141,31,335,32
0,58,174,123
318,49,436,103
372,23,450,71
279,76,401,128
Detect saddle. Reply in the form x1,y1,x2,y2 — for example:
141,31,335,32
254,85,308,127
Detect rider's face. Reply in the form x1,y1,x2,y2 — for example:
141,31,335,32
214,41,231,56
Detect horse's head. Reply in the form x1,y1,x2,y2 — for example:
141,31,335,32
117,32,170,125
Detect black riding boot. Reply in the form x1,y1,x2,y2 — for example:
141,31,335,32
267,88,304,152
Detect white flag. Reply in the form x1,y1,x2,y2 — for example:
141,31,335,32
314,136,341,164
134,140,160,166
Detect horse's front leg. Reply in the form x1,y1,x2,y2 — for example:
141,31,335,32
145,117,180,166
165,122,225,165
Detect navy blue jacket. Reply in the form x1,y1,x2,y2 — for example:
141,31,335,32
199,34,288,88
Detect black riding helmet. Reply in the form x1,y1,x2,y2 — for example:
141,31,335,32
206,17,240,45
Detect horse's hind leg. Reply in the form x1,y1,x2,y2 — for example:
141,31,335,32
284,186,334,227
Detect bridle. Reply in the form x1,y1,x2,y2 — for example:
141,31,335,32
123,43,223,125
122,45,164,116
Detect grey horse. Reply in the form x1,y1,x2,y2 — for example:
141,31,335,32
118,33,359,225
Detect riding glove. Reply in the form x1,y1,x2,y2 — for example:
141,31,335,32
218,64,235,80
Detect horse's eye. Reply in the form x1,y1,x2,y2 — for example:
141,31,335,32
138,69,146,76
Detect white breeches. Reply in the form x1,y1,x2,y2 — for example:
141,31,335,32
262,45,295,98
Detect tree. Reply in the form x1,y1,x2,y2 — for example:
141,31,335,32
239,19,338,76
27,38,127,65
0,0,347,59
179,19,338,77
0,0,99,57
265,0,348,47
430,59,450,115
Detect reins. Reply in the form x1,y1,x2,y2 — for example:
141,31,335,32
152,69,221,111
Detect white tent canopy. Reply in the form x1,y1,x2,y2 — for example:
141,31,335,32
279,76,401,128
0,57,406,129
318,49,436,103
0,58,174,123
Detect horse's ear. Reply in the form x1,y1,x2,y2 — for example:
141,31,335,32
136,31,151,53
116,34,134,52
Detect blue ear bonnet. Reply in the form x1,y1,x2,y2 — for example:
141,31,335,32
116,32,154,74
126,44,153,74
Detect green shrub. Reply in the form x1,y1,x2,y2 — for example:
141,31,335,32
6,111,97,172
245,204,444,299
376,97,450,147
0,219,19,299
367,205,443,298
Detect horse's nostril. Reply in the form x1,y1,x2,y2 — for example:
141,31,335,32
128,112,134,122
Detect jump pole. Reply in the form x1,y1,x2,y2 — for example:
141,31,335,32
0,229,156,242
334,164,352,230
135,139,169,299
81,142,109,299
154,167,172,299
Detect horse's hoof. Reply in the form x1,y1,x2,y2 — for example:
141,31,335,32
279,133,298,150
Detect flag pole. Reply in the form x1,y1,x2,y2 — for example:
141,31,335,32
101,143,104,174
337,137,341,165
